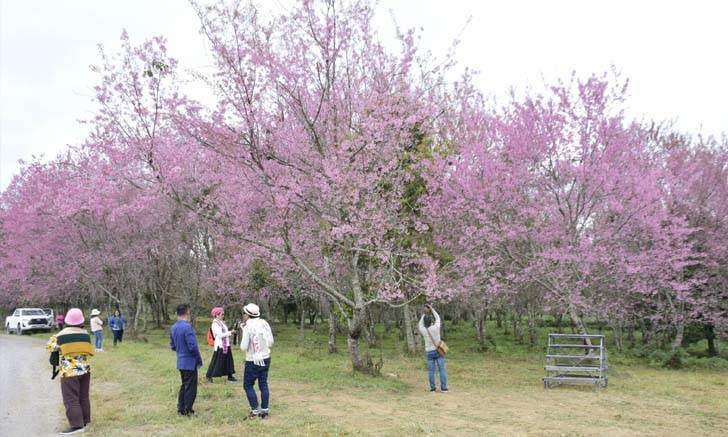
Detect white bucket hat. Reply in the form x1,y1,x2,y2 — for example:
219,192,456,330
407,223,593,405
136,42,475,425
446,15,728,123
243,303,260,317
90,309,101,316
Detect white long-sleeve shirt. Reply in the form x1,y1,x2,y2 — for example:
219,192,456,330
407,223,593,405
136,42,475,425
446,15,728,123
418,309,441,352
211,319,232,351
240,318,274,365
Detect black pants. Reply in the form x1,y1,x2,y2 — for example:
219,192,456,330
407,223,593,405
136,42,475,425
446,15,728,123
177,369,198,414
112,329,124,345
61,372,91,428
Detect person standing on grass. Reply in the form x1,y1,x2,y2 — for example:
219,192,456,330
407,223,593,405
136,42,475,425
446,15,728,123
205,307,238,383
240,303,274,420
89,309,104,352
418,304,448,393
47,308,95,435
108,310,126,347
56,313,65,331
170,303,203,416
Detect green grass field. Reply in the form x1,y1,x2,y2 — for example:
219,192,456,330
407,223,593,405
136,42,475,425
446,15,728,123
62,320,727,436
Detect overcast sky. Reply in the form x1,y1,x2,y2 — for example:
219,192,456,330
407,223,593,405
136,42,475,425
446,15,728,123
1,0,727,191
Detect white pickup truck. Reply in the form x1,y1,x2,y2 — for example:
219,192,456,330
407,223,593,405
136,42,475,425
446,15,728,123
5,308,54,334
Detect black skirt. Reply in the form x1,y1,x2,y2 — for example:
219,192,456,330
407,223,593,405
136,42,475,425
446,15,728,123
206,348,236,378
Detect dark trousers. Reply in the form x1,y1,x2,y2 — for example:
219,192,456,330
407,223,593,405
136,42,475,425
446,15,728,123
243,359,270,411
60,372,91,428
112,329,124,345
177,369,198,414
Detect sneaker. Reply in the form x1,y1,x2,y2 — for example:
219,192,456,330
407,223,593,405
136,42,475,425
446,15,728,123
227,377,239,383
260,410,269,419
247,411,258,420
430,389,436,392
60,427,85,435
441,388,449,393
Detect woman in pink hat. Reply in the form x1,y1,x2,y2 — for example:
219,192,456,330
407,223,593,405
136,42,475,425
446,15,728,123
205,307,238,383
47,308,95,435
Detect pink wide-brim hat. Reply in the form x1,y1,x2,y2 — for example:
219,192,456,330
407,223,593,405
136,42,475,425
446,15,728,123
64,308,85,326
211,307,224,317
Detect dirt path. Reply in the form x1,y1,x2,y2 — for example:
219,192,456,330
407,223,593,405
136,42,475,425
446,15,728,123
0,334,64,436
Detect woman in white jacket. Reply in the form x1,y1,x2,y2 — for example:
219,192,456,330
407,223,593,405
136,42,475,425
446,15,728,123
205,307,238,383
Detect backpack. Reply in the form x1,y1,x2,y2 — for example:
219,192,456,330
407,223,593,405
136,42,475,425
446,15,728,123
207,326,215,347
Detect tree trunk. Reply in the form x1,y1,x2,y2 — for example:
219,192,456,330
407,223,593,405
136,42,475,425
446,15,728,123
346,250,380,374
402,303,417,354
299,302,306,340
328,307,337,354
365,309,377,348
705,324,717,357
556,313,563,334
142,299,148,333
640,318,652,346
627,322,635,349
671,321,685,352
133,290,143,335
568,306,588,335
511,312,523,343
347,306,377,374
527,310,537,347
161,291,170,323
611,322,623,352
475,311,487,351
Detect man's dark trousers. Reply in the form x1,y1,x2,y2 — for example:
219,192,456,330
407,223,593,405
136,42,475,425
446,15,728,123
177,369,197,414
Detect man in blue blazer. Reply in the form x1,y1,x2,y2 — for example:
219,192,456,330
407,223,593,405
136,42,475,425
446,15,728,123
170,303,203,416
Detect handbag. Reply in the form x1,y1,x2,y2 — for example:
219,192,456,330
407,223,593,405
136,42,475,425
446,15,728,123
425,325,448,357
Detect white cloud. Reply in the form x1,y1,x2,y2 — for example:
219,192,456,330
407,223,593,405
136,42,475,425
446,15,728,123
2,0,726,190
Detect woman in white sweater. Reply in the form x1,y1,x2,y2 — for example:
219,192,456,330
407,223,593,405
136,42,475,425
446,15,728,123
205,307,238,383
418,304,448,392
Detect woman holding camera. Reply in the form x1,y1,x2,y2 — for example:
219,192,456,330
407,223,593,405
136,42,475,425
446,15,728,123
418,304,448,392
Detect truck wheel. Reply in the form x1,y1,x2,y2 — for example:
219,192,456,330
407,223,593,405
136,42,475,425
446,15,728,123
16,324,22,335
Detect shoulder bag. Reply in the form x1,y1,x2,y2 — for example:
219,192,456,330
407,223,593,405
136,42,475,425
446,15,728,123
425,326,448,357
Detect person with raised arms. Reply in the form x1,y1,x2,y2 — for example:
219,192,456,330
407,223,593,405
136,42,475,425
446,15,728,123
418,304,448,393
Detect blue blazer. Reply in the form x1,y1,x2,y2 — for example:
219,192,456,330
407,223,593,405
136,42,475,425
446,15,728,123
169,320,202,371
